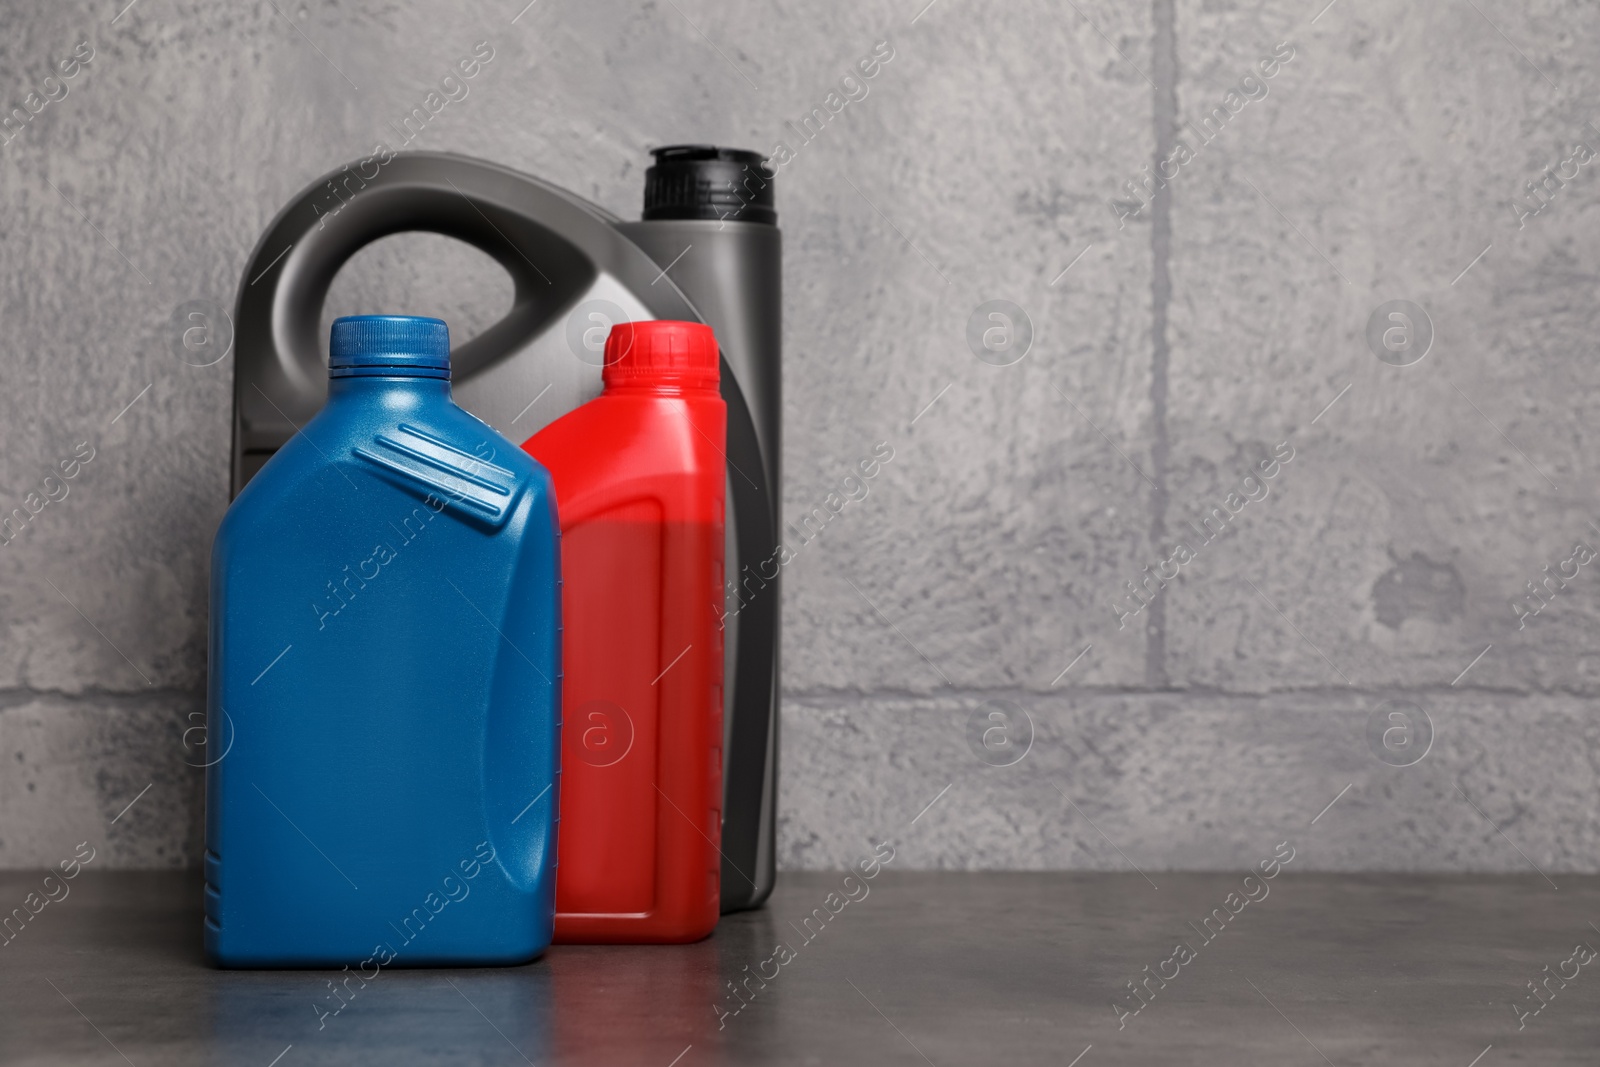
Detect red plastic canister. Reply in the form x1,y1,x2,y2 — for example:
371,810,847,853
524,319,725,943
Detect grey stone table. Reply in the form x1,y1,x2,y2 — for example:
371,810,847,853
1,870,1595,1065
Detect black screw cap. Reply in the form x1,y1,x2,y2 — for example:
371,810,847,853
642,145,776,226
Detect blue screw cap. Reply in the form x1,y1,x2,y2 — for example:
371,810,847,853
329,315,451,379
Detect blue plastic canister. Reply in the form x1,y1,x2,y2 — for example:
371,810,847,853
205,315,561,968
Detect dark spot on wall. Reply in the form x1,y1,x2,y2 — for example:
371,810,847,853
1015,183,1073,223
1373,550,1465,629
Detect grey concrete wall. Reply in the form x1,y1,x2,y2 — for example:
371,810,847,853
1,0,1596,872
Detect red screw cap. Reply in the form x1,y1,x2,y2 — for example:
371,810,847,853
603,320,720,389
